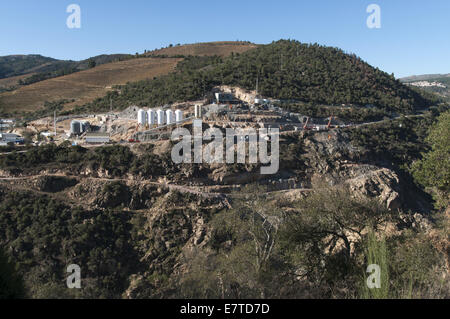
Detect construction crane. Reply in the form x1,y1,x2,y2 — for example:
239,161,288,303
327,116,334,130
303,117,310,131
129,123,141,143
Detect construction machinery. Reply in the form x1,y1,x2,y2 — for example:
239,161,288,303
327,116,334,130
303,117,311,131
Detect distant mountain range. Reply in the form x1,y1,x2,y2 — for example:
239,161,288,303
0,54,133,80
400,73,450,82
400,74,450,101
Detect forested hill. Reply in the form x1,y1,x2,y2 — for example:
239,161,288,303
0,55,60,79
80,40,433,114
0,54,132,82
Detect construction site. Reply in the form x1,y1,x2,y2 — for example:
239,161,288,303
18,89,345,148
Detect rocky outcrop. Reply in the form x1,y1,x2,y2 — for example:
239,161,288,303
215,85,256,104
347,168,402,210
303,131,404,210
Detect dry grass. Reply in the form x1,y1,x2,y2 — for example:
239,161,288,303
0,74,32,89
0,42,258,115
0,57,181,113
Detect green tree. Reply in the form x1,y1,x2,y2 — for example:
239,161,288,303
88,59,96,69
412,110,450,209
0,247,26,299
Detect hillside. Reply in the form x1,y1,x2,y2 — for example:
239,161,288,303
81,40,434,114
0,54,133,81
0,110,448,298
401,74,450,101
0,55,60,79
145,41,258,57
0,57,181,116
401,73,450,82
0,42,259,117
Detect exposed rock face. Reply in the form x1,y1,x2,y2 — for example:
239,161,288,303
215,85,256,104
347,168,402,210
302,131,405,210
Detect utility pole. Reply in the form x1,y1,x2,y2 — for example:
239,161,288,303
54,110,57,137
109,98,113,137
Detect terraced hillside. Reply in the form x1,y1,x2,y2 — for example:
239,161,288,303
0,57,181,115
0,42,258,116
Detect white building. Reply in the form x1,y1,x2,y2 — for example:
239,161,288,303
0,133,24,145
85,133,110,144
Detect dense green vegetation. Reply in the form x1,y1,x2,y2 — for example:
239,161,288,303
412,110,450,209
0,55,58,79
74,40,433,114
283,102,391,123
347,106,450,169
0,191,140,298
0,247,26,299
174,186,448,299
347,106,449,211
1,183,445,299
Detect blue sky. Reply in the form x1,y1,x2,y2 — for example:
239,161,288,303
1,0,449,78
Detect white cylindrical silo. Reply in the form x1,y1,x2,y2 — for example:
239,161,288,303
157,109,165,126
175,110,183,123
194,104,203,118
166,110,174,125
138,109,147,125
147,110,155,125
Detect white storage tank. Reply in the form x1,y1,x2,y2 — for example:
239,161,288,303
175,110,183,123
166,110,174,125
138,109,147,125
157,109,165,126
147,110,155,125
194,104,203,118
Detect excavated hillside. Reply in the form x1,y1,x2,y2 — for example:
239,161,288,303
0,122,448,298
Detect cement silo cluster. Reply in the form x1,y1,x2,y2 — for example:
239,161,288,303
138,108,184,127
138,109,147,126
175,110,183,122
70,120,90,135
157,109,165,125
147,110,156,125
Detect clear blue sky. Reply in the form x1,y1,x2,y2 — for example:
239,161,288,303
1,0,449,78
